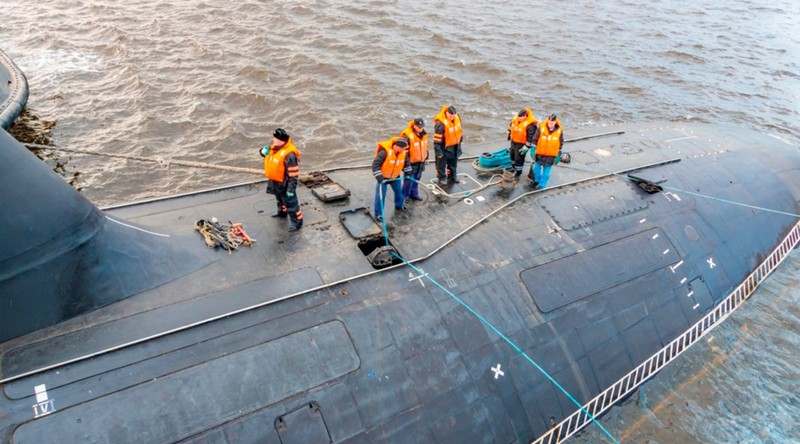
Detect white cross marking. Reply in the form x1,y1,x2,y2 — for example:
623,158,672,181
707,258,716,269
670,260,684,273
408,269,428,287
491,364,505,379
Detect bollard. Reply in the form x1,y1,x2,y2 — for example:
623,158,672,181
501,166,516,190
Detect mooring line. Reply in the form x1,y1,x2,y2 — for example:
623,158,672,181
376,184,619,444
559,163,800,219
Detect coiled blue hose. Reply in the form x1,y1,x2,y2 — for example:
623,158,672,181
478,148,512,169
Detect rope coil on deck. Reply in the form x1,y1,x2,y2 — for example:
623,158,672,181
194,219,255,253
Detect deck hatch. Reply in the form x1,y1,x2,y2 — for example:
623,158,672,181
522,228,679,312
538,177,648,230
13,321,359,443
275,401,332,444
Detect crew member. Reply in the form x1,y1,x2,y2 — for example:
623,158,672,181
400,117,428,201
372,136,411,222
529,114,563,189
433,105,463,185
507,108,538,176
261,128,303,232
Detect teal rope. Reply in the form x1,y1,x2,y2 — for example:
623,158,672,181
660,185,800,218
560,162,800,219
376,176,618,443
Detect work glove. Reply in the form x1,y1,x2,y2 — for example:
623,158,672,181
520,143,531,156
376,175,384,184
259,146,269,157
286,191,295,197
555,152,562,165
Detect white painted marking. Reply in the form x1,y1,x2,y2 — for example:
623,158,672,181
687,291,694,298
32,384,56,418
664,135,697,143
32,399,56,418
692,303,700,310
34,384,48,404
652,234,659,240
491,364,505,379
440,269,457,288
663,249,670,255
707,258,716,269
680,277,687,284
767,133,795,147
106,216,170,237
547,223,563,239
579,221,593,236
408,270,428,287
476,195,485,202
670,260,684,273
673,194,682,202
639,218,647,224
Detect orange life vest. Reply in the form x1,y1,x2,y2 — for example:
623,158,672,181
433,105,463,147
509,108,538,144
264,139,301,182
375,138,407,179
535,120,563,157
400,120,429,163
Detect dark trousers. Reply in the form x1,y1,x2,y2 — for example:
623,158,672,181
436,152,458,181
275,187,302,226
402,163,424,199
509,141,526,171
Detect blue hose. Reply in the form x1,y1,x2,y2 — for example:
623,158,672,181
478,148,512,169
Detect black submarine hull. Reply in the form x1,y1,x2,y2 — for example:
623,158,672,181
1,120,798,443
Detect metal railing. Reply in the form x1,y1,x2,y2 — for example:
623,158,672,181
532,220,800,444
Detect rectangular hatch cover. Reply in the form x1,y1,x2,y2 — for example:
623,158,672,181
522,228,679,312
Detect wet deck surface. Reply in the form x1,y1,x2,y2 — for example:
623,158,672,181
3,122,798,443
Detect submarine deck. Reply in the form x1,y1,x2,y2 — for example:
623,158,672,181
2,122,799,443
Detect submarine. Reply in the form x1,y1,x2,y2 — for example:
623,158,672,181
2,52,799,444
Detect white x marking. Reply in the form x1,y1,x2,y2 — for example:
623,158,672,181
491,364,505,379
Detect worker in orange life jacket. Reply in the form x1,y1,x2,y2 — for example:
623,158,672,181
400,118,428,201
507,108,538,177
260,128,303,232
433,105,463,185
528,114,563,190
372,136,411,222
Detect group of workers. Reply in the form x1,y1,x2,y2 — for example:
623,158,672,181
260,106,563,231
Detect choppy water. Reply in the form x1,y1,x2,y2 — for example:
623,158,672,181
2,0,799,441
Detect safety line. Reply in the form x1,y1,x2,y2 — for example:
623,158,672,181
660,186,800,218
560,163,800,219
376,180,619,444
